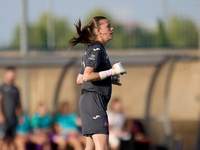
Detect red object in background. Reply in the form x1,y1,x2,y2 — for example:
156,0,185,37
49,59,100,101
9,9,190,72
131,120,151,143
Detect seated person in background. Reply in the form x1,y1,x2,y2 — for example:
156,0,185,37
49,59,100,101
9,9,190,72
53,102,83,150
107,98,132,150
131,120,151,149
14,108,30,150
30,102,52,150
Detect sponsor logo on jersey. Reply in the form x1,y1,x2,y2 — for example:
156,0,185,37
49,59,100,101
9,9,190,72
103,119,108,128
93,115,100,119
93,48,100,51
89,54,95,60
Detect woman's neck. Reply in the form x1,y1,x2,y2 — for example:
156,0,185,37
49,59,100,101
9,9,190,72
95,38,106,47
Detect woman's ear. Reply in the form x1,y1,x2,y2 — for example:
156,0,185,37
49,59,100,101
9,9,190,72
96,28,102,37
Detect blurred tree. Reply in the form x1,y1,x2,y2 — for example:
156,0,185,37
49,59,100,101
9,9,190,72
10,9,159,50
10,12,199,50
54,19,74,49
29,14,47,49
125,25,155,48
167,15,198,48
10,13,74,49
155,19,169,47
10,25,20,48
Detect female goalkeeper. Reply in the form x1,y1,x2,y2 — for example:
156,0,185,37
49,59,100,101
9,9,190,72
68,16,127,150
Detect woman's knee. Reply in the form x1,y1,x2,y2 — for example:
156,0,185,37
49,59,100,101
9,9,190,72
68,136,81,145
53,136,67,148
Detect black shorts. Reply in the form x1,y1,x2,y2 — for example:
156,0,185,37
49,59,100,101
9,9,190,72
79,92,109,136
0,120,17,139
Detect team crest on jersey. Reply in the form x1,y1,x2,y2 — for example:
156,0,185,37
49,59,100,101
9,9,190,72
103,119,108,128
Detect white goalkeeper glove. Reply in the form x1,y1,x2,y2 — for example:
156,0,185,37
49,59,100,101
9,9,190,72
111,74,121,86
99,62,127,80
110,62,127,76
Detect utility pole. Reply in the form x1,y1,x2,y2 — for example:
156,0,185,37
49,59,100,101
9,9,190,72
20,0,29,112
197,2,200,149
162,0,168,23
20,0,28,56
47,0,55,50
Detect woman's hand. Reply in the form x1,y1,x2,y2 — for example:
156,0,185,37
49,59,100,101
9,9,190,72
77,74,83,85
110,62,127,75
111,74,121,86
0,114,6,124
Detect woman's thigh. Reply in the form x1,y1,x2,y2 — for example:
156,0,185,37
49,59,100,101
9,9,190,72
92,134,109,150
85,136,95,150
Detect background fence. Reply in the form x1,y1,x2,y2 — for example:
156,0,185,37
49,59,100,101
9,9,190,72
0,0,199,52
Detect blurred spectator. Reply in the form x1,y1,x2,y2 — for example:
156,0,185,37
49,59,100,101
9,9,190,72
53,102,84,150
107,98,132,150
131,120,151,150
14,108,30,150
30,102,52,150
0,67,22,150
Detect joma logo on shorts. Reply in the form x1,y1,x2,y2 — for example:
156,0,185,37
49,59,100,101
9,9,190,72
93,115,100,119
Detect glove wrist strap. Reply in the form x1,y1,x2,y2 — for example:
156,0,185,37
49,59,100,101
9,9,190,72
99,70,112,80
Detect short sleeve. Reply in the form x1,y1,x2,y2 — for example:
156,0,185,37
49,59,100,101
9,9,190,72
31,114,40,129
85,47,102,71
71,113,78,122
25,114,30,129
0,85,3,94
23,114,30,130
79,61,84,75
0,85,4,95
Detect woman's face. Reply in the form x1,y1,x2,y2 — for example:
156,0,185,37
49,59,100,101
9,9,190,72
61,104,69,115
98,19,114,43
38,105,47,116
112,101,122,112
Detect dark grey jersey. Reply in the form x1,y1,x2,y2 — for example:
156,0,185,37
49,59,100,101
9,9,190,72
0,84,20,122
79,41,112,101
